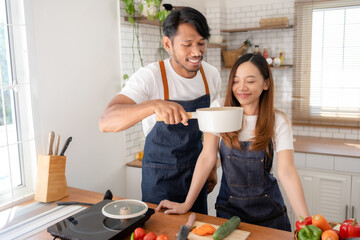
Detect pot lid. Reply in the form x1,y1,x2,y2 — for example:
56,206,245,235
102,199,148,219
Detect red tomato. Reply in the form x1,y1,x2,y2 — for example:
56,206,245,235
156,234,170,240
143,232,157,240
134,228,146,240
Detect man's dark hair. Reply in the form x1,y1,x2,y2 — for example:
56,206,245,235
163,7,210,41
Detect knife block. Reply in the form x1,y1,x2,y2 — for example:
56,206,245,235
35,155,68,202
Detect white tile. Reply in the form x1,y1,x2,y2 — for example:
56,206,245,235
246,12,256,17
333,133,345,139
320,132,333,138
339,128,352,134
345,134,358,140
309,131,321,137
272,3,284,10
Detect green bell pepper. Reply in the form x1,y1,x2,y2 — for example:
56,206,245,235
298,225,322,240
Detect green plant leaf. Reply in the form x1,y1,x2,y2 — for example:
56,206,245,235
148,12,155,21
128,16,135,24
160,11,165,22
139,3,143,12
123,0,133,6
129,4,135,13
123,74,129,81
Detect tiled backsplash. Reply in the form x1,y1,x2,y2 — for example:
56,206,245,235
120,1,360,163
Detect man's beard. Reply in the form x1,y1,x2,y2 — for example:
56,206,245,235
172,49,203,73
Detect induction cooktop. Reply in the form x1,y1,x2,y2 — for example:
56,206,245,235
47,199,155,240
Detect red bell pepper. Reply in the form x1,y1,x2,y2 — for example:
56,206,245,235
340,218,360,239
296,216,313,231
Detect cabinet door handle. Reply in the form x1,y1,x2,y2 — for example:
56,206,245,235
345,205,348,219
352,206,355,218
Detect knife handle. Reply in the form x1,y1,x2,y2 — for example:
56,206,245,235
54,134,60,155
47,131,55,155
60,136,72,156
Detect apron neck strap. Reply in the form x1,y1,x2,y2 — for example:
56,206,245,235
159,60,210,100
159,60,170,100
200,65,210,95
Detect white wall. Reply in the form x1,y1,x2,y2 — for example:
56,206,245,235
24,0,127,197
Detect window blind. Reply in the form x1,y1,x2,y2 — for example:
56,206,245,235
293,0,360,128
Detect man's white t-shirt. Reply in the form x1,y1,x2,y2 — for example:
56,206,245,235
120,59,222,136
237,111,294,153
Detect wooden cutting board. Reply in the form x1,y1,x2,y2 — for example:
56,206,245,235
187,221,250,240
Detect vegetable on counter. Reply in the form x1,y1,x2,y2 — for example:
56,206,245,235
312,214,331,232
296,216,313,231
212,216,241,240
134,227,146,240
192,224,216,236
143,232,157,240
321,230,339,240
298,225,322,240
339,218,360,239
156,234,169,240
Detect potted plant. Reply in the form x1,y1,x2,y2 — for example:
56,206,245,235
121,0,170,74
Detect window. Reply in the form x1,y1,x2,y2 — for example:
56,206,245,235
293,0,360,128
0,0,36,208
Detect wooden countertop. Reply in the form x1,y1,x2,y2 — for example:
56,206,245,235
25,187,293,240
293,136,360,158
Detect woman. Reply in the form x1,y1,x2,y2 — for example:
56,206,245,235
156,53,310,231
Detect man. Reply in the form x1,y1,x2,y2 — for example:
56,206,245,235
99,7,221,214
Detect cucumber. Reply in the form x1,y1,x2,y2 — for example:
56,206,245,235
212,216,241,240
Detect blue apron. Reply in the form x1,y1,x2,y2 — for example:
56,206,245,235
215,140,291,231
141,60,210,214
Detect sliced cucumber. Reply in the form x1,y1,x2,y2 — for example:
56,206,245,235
212,216,241,240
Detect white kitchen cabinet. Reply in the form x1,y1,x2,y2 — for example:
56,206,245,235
207,167,222,217
125,166,142,200
297,169,353,222
351,176,360,219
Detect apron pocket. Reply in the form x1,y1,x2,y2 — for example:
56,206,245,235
142,162,194,203
225,155,264,187
226,194,283,222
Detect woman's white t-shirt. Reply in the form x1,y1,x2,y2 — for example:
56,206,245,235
237,111,294,152
120,59,222,136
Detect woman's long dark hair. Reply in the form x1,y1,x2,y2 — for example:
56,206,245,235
220,53,275,154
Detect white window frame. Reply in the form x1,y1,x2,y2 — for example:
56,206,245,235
0,0,36,210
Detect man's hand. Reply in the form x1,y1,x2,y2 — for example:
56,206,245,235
155,200,190,215
153,100,190,126
206,164,218,194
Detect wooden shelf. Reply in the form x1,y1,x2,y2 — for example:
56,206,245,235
270,64,293,69
207,43,227,49
124,16,160,26
220,25,293,33
221,64,292,71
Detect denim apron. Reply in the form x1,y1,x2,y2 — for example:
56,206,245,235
215,140,291,231
141,60,210,214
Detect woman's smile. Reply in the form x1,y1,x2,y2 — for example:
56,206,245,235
236,92,251,98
